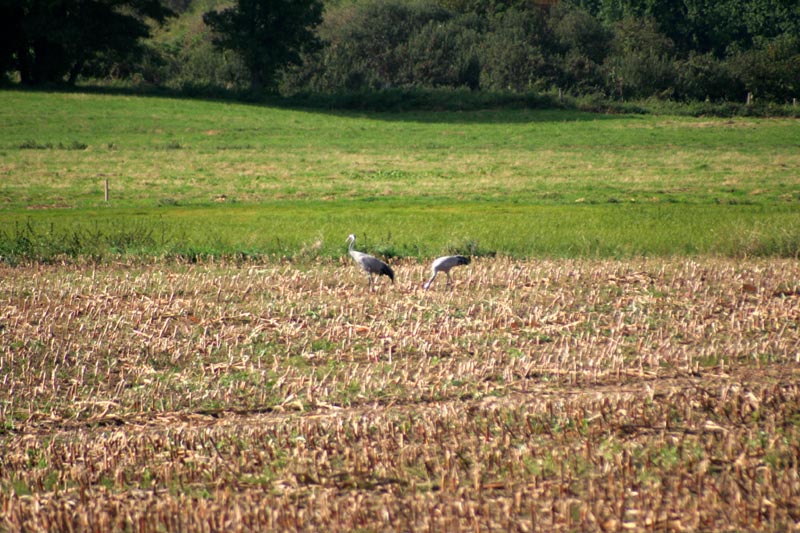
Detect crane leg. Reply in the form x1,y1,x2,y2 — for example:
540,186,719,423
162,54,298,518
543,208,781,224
424,273,437,290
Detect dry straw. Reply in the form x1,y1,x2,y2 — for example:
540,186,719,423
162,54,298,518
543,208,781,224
1,257,799,530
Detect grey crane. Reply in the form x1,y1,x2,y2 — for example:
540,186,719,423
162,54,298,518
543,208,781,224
424,255,470,290
346,234,395,289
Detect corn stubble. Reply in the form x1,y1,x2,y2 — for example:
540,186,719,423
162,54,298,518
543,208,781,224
1,258,799,531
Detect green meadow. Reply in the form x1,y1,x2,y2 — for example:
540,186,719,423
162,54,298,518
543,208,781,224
1,90,799,260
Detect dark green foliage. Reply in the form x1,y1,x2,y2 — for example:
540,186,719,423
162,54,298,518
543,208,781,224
284,0,457,92
202,0,323,91
0,0,173,85
435,0,533,16
574,0,800,58
728,34,800,102
535,3,610,94
17,140,87,150
479,8,559,92
604,16,676,99
281,87,562,111
550,3,611,64
401,18,482,90
3,0,800,106
145,1,251,92
0,218,177,264
675,52,742,102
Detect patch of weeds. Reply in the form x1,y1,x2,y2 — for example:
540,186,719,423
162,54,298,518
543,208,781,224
139,468,154,490
523,452,558,478
653,445,681,469
18,140,51,149
26,448,41,469
241,473,274,487
9,479,32,496
43,471,60,491
161,141,183,150
63,141,88,150
337,381,363,405
351,169,412,181
753,352,780,365
219,370,259,388
696,353,721,368
197,399,224,412
287,355,309,369
17,140,87,150
764,448,794,470
156,198,180,207
444,238,496,258
310,338,337,352
371,242,416,260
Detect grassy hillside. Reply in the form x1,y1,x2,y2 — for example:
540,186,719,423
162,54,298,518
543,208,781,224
1,90,798,260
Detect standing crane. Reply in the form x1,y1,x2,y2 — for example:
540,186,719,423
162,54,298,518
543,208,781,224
346,234,395,289
424,255,470,290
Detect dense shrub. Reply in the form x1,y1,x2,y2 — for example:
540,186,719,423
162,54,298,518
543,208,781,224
604,17,677,99
727,34,800,102
400,18,482,89
146,1,250,92
675,52,742,102
169,40,249,91
479,8,559,92
312,0,454,91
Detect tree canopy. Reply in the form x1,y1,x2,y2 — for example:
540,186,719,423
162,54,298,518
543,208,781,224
202,0,323,91
0,0,174,85
2,0,799,105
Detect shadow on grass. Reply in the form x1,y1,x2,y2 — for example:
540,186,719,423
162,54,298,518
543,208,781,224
4,83,643,124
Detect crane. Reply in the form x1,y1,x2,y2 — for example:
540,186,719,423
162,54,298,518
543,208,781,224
424,255,470,290
346,234,395,289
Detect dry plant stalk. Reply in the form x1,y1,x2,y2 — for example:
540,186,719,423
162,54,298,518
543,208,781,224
1,257,799,531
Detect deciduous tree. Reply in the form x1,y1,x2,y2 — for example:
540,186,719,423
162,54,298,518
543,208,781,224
0,0,173,85
203,0,323,92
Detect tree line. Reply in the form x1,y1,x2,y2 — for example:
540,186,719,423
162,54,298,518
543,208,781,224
2,0,799,105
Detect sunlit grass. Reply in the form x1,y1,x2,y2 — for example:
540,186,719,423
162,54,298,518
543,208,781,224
2,202,798,261
1,90,799,260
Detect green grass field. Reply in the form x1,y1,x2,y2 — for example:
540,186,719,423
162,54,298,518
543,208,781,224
1,90,799,260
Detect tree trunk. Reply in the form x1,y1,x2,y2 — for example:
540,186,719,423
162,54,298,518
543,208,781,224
250,69,264,92
16,45,35,85
67,57,84,85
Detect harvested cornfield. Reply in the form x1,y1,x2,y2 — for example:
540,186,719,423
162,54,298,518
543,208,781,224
1,257,799,531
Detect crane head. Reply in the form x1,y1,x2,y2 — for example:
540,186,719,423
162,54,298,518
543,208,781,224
346,234,356,243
